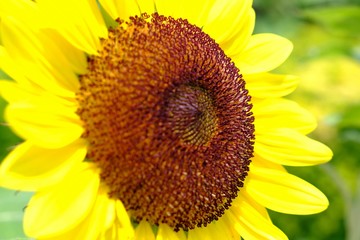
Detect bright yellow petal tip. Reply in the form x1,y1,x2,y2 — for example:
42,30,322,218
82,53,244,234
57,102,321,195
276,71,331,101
246,166,329,215
23,164,100,238
234,33,293,74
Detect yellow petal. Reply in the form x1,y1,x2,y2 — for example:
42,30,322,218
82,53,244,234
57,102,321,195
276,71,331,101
99,0,125,19
5,101,83,149
99,225,115,240
115,200,135,239
156,224,186,240
221,8,255,59
240,190,271,221
155,0,216,27
245,73,299,98
98,0,120,19
0,47,31,86
0,0,35,15
184,0,219,27
229,194,288,240
203,0,253,43
205,220,240,240
1,16,82,97
42,185,112,240
137,0,156,14
99,0,140,20
117,222,136,240
0,80,76,108
255,128,333,166
188,227,212,240
37,0,107,54
0,139,87,191
135,220,155,240
252,154,286,172
187,220,240,240
245,166,329,214
100,217,134,240
99,223,118,240
252,98,317,134
220,213,242,240
24,164,100,238
0,80,40,103
233,33,293,74
0,0,39,25
40,30,88,75
154,0,181,19
103,198,116,230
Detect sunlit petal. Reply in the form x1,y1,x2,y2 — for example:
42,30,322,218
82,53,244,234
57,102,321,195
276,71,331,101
24,164,100,238
246,166,329,214
234,33,293,74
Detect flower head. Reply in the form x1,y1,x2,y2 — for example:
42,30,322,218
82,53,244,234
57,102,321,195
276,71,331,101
0,0,332,239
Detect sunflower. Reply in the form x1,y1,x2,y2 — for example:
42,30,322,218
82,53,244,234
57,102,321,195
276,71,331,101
0,0,332,239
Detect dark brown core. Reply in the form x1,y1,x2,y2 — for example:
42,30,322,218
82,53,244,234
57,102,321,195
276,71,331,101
166,85,217,145
76,13,254,231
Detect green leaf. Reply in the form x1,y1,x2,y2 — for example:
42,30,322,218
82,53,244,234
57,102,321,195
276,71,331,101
339,105,360,129
0,69,11,80
0,88,21,162
302,6,360,38
0,68,20,161
0,188,32,239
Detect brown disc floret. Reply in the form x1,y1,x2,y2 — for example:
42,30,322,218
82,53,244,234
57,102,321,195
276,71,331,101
76,13,255,231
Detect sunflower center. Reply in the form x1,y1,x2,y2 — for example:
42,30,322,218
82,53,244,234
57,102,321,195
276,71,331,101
76,13,255,231
165,84,217,145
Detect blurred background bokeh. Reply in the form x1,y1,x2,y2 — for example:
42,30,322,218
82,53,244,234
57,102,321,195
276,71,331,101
0,0,359,239
254,0,360,239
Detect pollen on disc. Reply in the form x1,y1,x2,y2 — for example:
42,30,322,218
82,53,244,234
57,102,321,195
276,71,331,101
76,13,255,231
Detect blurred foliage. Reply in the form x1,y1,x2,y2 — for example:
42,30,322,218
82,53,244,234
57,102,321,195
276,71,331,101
0,188,31,239
0,71,20,161
0,71,26,239
254,0,360,240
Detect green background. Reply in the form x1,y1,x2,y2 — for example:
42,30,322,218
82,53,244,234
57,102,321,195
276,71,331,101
254,0,360,240
1,0,360,239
